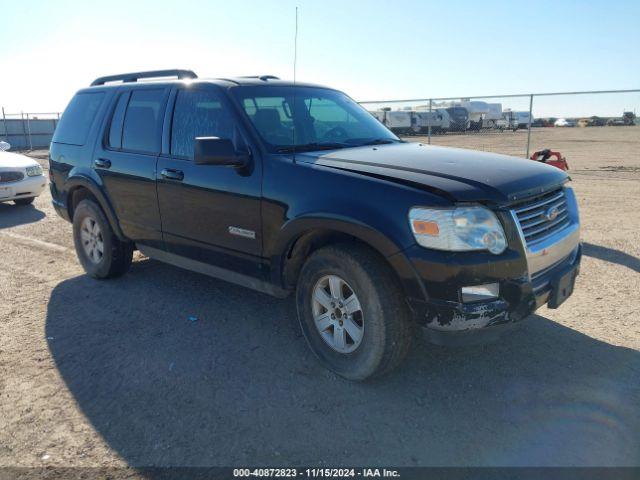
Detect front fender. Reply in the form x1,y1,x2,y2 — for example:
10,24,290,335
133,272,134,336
274,213,403,259
269,214,427,304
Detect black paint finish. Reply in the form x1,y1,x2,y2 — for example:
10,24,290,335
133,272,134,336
49,76,579,340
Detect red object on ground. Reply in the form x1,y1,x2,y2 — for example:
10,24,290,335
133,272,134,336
530,149,569,171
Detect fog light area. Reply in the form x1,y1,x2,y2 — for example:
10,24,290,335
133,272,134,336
461,283,499,303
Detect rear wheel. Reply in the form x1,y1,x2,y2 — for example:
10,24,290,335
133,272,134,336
72,199,133,279
296,244,412,381
14,197,35,205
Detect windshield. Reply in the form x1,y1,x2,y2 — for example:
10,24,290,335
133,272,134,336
232,86,399,153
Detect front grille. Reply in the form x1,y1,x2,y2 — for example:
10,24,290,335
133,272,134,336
512,187,571,246
0,171,24,183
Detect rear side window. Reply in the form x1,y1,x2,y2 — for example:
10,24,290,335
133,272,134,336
170,88,236,159
107,92,130,149
121,89,164,153
52,92,105,145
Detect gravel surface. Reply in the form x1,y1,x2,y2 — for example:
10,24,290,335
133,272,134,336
1,127,639,468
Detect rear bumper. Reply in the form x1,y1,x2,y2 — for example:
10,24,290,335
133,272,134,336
52,197,70,221
50,182,71,221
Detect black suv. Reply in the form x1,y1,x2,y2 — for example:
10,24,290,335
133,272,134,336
50,69,581,380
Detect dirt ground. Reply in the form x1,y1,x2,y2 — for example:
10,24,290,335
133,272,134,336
0,126,639,469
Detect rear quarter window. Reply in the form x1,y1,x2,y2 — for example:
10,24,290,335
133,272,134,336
52,92,105,145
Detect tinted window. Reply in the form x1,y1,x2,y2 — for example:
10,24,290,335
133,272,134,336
122,89,164,153
233,86,396,151
305,97,369,139
52,92,105,145
107,92,129,149
171,89,236,159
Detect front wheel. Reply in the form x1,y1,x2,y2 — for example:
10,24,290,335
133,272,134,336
72,199,133,279
296,244,413,381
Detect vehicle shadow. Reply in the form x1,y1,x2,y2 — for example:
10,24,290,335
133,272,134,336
582,241,640,274
45,259,640,467
0,201,46,229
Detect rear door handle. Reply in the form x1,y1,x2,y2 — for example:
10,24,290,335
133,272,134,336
160,168,184,181
94,158,111,169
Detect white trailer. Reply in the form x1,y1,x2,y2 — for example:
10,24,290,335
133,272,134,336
511,111,533,129
481,103,504,129
501,110,520,131
411,109,450,133
384,110,412,134
460,101,490,130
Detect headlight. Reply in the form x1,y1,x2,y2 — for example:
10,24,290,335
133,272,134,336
409,206,507,254
26,165,43,177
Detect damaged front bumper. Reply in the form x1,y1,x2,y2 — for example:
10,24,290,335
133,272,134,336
390,189,581,346
404,244,581,346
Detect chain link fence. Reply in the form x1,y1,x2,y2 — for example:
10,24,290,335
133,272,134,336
2,89,639,155
360,89,640,160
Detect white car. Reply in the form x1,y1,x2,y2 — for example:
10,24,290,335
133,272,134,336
0,151,47,205
554,118,576,127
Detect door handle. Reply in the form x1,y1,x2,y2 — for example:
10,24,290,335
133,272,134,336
160,168,184,181
94,158,111,169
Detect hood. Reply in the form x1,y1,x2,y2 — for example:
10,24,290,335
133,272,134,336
0,151,39,170
296,142,568,204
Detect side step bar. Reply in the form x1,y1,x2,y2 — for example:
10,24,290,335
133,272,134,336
137,244,290,299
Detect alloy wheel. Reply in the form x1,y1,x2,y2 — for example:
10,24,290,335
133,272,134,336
311,275,364,353
80,216,104,264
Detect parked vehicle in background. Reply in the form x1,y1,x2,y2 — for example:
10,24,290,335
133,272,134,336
577,117,606,127
513,111,533,129
384,110,413,134
0,150,47,205
501,110,519,131
481,103,504,129
411,109,450,134
445,106,470,132
49,69,582,380
554,118,576,127
459,101,489,130
607,111,636,126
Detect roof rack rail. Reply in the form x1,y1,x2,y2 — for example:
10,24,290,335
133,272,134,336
216,78,241,85
91,69,198,86
239,75,280,81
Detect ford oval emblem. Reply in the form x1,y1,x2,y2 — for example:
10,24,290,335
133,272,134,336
545,206,559,221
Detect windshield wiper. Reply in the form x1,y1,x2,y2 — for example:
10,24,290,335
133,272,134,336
275,142,349,153
357,138,401,146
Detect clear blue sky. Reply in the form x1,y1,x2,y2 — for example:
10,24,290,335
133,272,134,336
1,0,638,116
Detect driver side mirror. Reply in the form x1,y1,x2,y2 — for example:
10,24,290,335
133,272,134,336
194,137,250,167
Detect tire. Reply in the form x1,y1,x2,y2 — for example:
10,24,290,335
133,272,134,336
14,197,35,205
296,244,413,381
72,199,133,279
